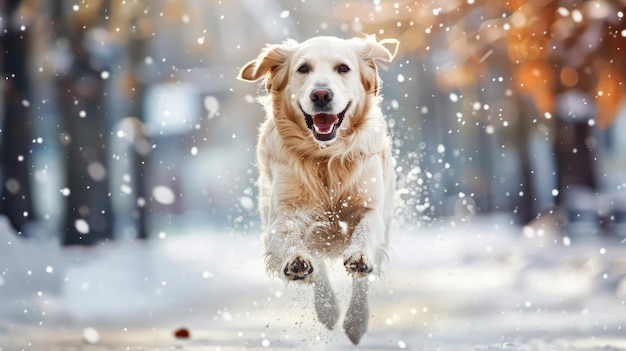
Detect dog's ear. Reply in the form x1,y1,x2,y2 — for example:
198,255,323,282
238,40,298,92
358,35,399,63
351,35,399,95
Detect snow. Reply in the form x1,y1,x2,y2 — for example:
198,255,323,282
203,96,220,120
1,215,625,350
152,185,176,205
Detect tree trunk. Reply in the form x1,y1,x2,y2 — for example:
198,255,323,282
554,118,597,200
127,22,152,240
513,98,537,224
0,0,35,235
53,1,114,245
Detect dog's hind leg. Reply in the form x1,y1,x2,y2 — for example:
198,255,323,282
343,275,369,345
313,260,339,330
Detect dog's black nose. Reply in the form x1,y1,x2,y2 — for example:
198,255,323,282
310,88,333,108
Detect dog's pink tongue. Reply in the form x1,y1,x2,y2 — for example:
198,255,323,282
313,114,338,134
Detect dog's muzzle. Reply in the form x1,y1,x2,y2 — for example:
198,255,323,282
300,102,352,142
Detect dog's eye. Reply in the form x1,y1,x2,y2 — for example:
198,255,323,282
297,64,310,74
337,64,350,74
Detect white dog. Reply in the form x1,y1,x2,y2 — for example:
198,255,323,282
238,35,398,344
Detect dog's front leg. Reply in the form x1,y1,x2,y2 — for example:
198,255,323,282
341,211,379,344
343,275,369,345
262,209,315,282
343,209,385,276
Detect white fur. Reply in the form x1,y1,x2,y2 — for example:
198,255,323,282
238,35,398,345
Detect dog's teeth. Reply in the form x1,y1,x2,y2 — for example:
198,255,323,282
314,125,335,135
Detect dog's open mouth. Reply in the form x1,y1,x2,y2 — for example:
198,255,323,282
300,102,352,142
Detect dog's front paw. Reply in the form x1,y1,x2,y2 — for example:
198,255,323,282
344,254,373,276
283,256,314,281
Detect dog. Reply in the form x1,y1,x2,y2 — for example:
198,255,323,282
238,35,398,345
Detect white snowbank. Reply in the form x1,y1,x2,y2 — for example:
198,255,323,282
1,215,625,349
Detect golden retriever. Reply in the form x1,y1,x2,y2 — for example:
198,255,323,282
238,35,398,345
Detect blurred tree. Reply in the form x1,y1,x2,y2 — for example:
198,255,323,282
52,0,114,245
346,0,626,221
110,0,153,240
0,0,36,234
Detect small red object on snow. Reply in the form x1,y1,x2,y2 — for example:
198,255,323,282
174,327,190,339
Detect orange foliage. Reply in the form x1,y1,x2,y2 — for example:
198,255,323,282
514,61,556,114
343,0,626,128
595,67,624,128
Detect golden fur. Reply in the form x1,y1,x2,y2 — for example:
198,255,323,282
238,35,398,345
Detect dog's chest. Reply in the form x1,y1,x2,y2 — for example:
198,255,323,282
309,162,370,213
306,198,369,255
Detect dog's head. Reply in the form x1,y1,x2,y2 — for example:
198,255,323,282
238,35,398,147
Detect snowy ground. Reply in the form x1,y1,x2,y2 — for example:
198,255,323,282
1,215,626,351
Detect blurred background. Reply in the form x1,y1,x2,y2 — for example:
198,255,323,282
1,0,626,245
